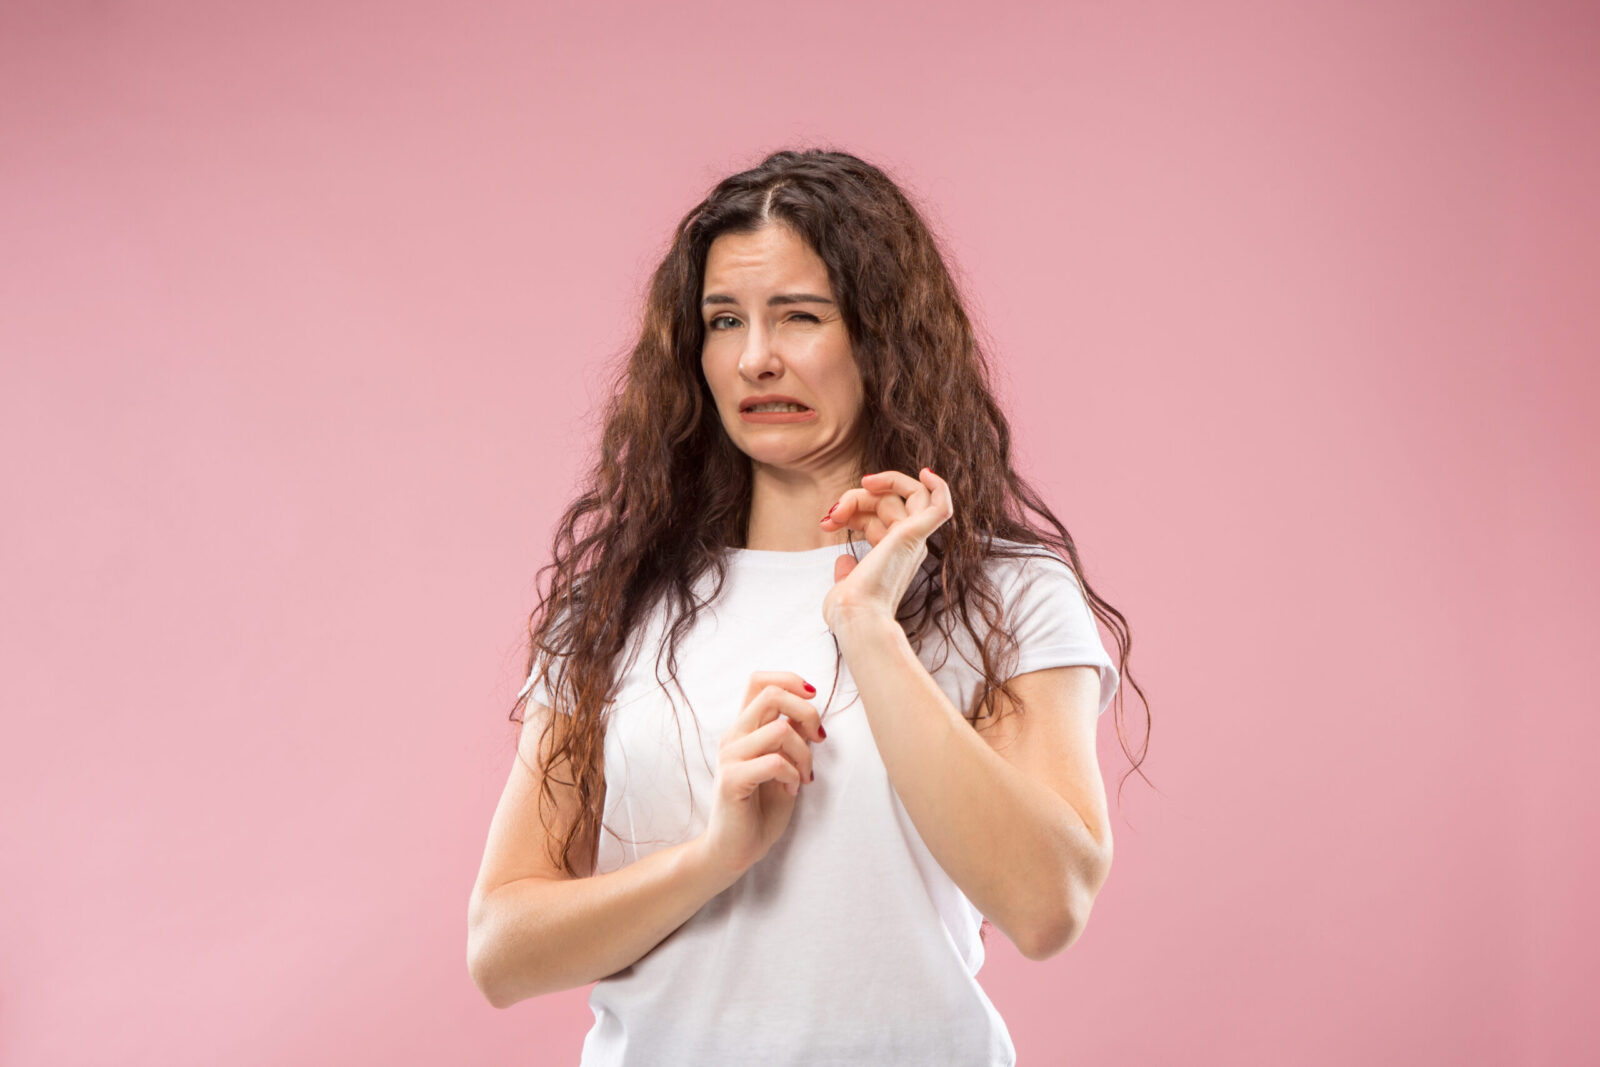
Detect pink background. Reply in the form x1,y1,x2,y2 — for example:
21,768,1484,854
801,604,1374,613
3,1,1595,1064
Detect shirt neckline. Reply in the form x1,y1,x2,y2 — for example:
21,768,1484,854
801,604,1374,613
724,540,867,568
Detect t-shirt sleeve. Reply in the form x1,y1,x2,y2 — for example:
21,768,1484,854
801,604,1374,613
1003,551,1121,717
515,643,572,716
517,582,590,716
516,658,558,713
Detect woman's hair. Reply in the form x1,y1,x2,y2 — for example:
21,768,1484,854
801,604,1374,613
513,147,1150,879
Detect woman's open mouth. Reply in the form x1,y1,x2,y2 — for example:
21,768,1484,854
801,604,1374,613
739,403,816,424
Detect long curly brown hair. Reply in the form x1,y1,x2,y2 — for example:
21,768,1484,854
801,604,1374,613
513,147,1150,879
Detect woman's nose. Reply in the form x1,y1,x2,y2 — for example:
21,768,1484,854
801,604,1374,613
738,324,782,376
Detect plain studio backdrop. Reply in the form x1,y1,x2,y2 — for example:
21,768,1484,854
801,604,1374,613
1,1,1595,1064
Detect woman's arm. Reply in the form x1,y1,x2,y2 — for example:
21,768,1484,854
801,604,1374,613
833,613,1111,960
468,700,743,1008
468,835,738,1008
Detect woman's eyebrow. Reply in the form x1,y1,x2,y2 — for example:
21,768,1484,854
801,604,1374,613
701,293,836,307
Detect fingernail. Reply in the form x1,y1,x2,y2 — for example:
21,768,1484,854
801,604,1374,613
803,682,815,693
809,769,815,782
817,724,827,739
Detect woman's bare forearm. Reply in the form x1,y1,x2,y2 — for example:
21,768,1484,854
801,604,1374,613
468,835,739,1009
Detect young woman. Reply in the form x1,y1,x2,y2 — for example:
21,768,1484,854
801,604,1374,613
468,148,1147,1065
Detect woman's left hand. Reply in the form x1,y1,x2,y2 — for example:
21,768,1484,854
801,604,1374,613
819,467,954,633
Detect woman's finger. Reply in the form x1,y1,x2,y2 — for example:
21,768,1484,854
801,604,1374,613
733,673,816,738
863,468,952,532
861,469,925,498
820,487,879,530
876,491,911,525
861,470,930,515
820,483,909,548
722,717,815,790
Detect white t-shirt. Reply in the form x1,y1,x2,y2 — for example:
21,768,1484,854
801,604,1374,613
517,537,1119,1066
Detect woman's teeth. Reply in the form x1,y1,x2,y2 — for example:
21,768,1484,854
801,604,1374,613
747,402,808,412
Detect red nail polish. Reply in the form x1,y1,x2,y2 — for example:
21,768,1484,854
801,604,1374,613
817,725,827,739
809,769,815,782
803,682,815,693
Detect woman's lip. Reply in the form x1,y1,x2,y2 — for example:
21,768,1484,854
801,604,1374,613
739,407,818,423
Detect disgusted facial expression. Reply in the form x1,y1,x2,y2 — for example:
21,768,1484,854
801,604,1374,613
699,222,865,475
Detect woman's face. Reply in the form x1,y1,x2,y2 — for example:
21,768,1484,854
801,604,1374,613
699,223,865,472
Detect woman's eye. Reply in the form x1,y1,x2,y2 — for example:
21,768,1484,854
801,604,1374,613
707,313,818,329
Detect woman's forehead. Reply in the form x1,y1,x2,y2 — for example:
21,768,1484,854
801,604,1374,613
703,228,830,297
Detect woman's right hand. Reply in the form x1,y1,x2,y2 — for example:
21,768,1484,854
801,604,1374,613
699,671,827,881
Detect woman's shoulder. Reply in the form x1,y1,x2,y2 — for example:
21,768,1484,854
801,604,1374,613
977,535,1076,575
